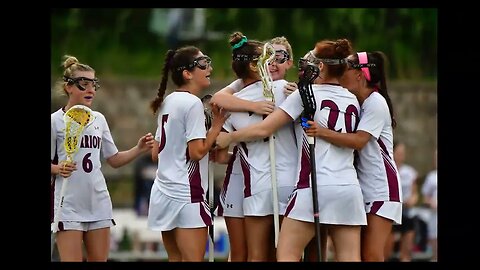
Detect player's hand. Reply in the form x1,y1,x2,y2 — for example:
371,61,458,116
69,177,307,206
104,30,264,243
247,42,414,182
304,120,322,137
138,132,154,152
283,81,298,96
211,103,230,129
215,132,232,149
252,101,275,115
58,161,77,178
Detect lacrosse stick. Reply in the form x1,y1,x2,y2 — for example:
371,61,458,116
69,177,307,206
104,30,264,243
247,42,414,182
298,63,322,261
257,42,280,247
202,94,215,262
51,105,95,259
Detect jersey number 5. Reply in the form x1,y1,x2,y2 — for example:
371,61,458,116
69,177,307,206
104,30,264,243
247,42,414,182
159,114,169,153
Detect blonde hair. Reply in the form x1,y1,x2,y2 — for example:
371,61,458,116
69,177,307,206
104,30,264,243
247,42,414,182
270,36,293,61
54,55,95,96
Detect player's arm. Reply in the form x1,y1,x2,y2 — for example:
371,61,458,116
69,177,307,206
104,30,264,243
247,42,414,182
304,121,371,150
216,109,292,149
107,133,154,168
188,104,229,161
213,146,231,164
211,80,274,115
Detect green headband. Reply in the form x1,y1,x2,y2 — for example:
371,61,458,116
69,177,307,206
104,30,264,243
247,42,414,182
232,36,248,50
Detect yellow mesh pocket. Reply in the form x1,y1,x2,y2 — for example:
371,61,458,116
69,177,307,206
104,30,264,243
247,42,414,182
63,105,94,161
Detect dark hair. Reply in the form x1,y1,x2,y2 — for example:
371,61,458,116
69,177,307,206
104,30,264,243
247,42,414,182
313,38,353,78
229,31,264,79
350,51,396,128
150,46,200,114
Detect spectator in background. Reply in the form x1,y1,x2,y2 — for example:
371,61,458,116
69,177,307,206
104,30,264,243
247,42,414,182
421,149,437,262
385,142,419,261
133,153,157,216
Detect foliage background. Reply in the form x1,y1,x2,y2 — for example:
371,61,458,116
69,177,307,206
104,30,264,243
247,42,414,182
51,8,437,82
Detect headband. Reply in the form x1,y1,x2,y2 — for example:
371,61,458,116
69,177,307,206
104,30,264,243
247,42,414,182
357,52,371,81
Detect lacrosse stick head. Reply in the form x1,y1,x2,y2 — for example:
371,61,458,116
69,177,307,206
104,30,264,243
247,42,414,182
63,105,95,161
257,42,276,102
201,94,213,130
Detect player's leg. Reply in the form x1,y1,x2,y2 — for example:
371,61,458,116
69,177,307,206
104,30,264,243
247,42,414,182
329,225,362,261
224,217,247,261
176,227,208,261
276,217,314,261
83,227,110,261
162,230,182,261
244,215,274,261
361,213,393,261
56,228,84,261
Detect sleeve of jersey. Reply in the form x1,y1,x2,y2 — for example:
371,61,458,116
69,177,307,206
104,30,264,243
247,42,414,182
279,90,302,121
51,116,56,161
226,79,244,93
99,113,119,159
222,115,234,133
185,99,207,142
356,98,386,139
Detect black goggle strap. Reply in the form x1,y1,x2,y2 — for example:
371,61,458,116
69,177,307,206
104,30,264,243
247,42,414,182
316,58,347,65
232,54,259,62
63,76,99,90
348,61,377,69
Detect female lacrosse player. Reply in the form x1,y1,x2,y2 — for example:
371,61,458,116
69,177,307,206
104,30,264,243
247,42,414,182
304,51,401,261
212,35,297,261
147,46,228,262
50,55,154,262
215,39,367,262
213,32,294,262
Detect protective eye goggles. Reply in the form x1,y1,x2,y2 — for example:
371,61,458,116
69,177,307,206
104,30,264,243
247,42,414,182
273,50,290,64
63,76,100,91
298,58,317,71
305,50,347,66
176,56,212,71
347,52,376,81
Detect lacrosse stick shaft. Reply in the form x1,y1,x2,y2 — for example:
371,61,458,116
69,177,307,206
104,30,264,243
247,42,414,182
208,161,215,262
307,136,322,261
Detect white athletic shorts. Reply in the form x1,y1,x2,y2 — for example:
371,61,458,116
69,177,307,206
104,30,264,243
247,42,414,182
218,173,244,218
278,185,296,215
244,189,274,216
284,185,367,225
57,219,116,232
148,190,211,231
364,200,402,225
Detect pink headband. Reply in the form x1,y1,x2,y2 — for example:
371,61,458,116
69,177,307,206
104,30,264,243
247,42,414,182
357,52,371,81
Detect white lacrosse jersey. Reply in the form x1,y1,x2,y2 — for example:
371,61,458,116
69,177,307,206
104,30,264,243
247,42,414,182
226,78,243,93
223,81,271,196
398,164,418,201
355,92,402,203
280,84,360,187
153,91,209,203
51,108,118,222
271,79,298,188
